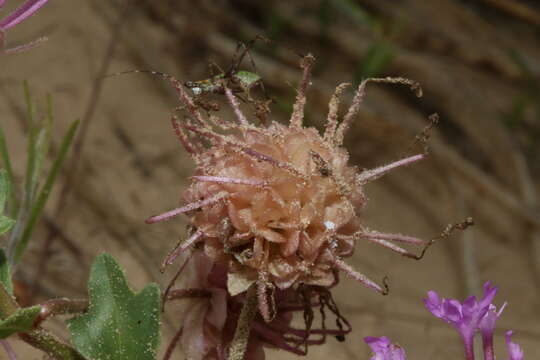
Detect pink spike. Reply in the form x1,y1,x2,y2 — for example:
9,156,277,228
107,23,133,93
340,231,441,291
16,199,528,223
192,175,267,187
324,83,351,142
241,147,305,179
335,77,421,145
171,113,197,155
334,259,388,295
0,0,49,30
338,231,425,246
161,229,203,269
145,192,227,224
357,154,424,185
4,36,47,54
224,85,250,126
367,238,415,256
289,54,315,129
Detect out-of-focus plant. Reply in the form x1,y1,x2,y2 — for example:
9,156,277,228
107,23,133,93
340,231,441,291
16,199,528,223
0,84,160,360
501,49,540,173
364,282,525,360
1,82,79,265
0,0,49,54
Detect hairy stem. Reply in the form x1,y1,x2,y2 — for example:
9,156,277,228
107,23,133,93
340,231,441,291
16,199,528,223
0,285,85,360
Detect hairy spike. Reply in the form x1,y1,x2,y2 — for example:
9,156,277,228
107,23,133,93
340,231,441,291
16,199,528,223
324,83,351,142
289,54,315,129
170,113,197,155
4,36,47,54
338,231,425,246
241,147,306,179
224,85,250,126
333,259,388,295
145,192,228,224
356,154,424,185
192,175,267,187
335,77,422,145
160,229,203,271
161,251,192,310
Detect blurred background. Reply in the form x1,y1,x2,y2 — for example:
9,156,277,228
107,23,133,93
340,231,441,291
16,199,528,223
1,0,539,358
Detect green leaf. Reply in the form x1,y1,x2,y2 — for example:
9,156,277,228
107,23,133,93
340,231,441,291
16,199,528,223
12,119,80,264
0,170,15,236
67,254,160,360
0,305,40,339
0,128,17,217
0,169,9,212
0,216,15,237
0,250,12,296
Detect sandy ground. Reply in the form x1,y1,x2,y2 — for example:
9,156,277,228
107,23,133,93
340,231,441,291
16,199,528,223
1,1,539,359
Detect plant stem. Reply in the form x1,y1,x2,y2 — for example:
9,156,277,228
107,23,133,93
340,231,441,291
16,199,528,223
19,329,86,360
35,298,88,326
228,285,257,360
0,284,86,359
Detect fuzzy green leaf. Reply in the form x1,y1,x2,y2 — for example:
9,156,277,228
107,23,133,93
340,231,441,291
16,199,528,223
0,250,12,296
67,254,160,360
0,305,40,339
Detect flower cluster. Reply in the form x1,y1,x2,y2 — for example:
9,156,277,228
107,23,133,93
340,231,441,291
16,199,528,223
364,282,524,360
148,53,431,358
0,0,48,54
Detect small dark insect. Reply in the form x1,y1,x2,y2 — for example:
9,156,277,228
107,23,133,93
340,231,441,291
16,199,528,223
309,150,332,177
184,35,270,100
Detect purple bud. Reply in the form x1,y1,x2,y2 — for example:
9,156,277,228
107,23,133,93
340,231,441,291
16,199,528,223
505,331,524,360
364,336,406,360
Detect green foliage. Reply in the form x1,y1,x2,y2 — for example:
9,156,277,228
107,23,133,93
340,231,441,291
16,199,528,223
1,82,80,264
355,42,395,82
0,129,16,216
0,250,13,296
0,305,40,339
67,254,160,360
329,0,379,30
0,169,15,236
10,118,79,263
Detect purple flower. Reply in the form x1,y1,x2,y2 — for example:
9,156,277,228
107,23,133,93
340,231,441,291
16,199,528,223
0,0,48,30
423,282,497,359
479,302,507,360
364,336,406,360
505,331,524,360
1,0,49,53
